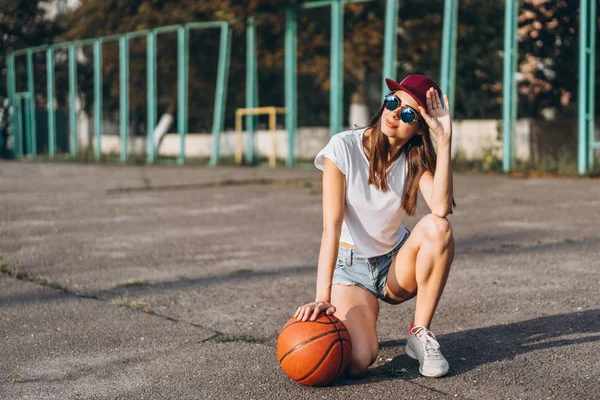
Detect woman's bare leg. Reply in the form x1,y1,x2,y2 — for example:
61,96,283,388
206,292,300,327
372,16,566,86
385,214,455,327
331,284,380,378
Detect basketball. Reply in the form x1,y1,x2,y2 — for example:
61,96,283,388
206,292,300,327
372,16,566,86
277,313,352,386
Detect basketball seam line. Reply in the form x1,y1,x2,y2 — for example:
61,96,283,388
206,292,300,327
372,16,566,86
296,338,351,384
278,328,349,363
279,319,337,336
326,314,345,380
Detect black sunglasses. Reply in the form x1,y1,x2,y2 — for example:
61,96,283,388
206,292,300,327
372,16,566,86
383,94,419,124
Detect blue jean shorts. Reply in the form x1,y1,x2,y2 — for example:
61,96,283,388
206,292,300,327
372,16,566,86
332,230,410,301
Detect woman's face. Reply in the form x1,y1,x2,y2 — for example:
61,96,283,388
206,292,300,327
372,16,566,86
380,90,422,140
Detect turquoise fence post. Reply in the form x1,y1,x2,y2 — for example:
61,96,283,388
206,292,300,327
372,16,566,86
587,0,597,169
27,50,37,156
285,7,297,167
440,0,458,115
502,0,516,173
15,98,23,156
23,94,33,157
2,56,7,152
578,0,590,174
440,0,452,108
330,0,344,137
7,54,19,156
146,30,157,164
93,39,102,161
119,35,129,163
450,0,458,112
23,94,32,156
246,16,258,164
177,27,188,166
2,57,7,152
46,47,56,158
210,23,232,167
142,21,231,168
510,0,518,156
382,0,399,95
68,43,77,157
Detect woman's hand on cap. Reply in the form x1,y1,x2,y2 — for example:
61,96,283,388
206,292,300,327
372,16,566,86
419,88,452,144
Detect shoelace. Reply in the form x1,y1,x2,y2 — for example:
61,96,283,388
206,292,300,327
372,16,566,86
411,326,441,357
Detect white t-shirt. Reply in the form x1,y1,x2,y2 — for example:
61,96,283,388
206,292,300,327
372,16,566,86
314,128,409,258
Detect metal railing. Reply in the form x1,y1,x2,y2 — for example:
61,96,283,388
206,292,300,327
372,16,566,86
6,21,232,166
7,1,593,173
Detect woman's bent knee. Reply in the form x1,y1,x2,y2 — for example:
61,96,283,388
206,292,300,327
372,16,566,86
347,363,367,378
347,357,371,378
421,214,453,244
346,348,377,378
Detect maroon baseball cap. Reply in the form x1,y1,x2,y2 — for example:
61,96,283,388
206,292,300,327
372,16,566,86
385,74,443,110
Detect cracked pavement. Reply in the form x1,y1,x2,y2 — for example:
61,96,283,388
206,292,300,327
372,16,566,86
1,161,599,399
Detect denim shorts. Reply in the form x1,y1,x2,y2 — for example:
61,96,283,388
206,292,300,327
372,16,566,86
332,230,411,301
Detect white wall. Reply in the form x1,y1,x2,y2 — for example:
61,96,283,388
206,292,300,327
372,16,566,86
97,122,530,162
99,127,330,160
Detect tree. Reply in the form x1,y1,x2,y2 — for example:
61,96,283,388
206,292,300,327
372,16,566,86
293,0,507,121
519,0,577,119
51,0,514,139
0,0,61,157
519,0,600,119
58,0,298,137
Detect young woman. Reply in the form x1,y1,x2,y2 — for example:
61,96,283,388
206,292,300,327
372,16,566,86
294,74,455,379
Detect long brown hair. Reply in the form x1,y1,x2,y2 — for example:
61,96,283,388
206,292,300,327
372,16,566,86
364,104,454,216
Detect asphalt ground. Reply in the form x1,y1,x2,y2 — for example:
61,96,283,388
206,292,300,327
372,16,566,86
0,160,598,399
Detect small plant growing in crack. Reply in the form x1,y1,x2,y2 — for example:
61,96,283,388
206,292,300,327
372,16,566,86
0,264,28,280
111,292,149,312
215,334,266,344
6,373,25,383
0,259,64,291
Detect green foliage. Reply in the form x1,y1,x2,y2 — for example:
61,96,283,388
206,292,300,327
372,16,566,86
111,296,149,311
589,158,600,178
0,260,65,290
0,1,62,155
214,334,265,343
454,0,505,119
519,0,600,119
4,0,597,144
480,146,503,172
536,150,578,176
53,0,514,132
453,147,596,178
57,0,299,133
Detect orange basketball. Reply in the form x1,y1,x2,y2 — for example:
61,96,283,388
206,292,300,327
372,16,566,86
277,313,352,386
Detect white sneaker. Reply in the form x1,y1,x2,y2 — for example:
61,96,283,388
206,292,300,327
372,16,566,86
405,323,449,378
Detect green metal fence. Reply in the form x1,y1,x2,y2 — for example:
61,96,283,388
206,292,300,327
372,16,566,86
4,0,453,168
251,0,412,167
6,21,231,166
4,0,596,173
578,0,598,174
501,0,597,174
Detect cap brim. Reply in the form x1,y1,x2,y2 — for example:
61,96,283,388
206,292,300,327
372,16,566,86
385,78,401,92
385,78,427,110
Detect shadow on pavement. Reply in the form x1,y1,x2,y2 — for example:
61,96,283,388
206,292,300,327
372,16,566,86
332,309,600,385
455,233,600,256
